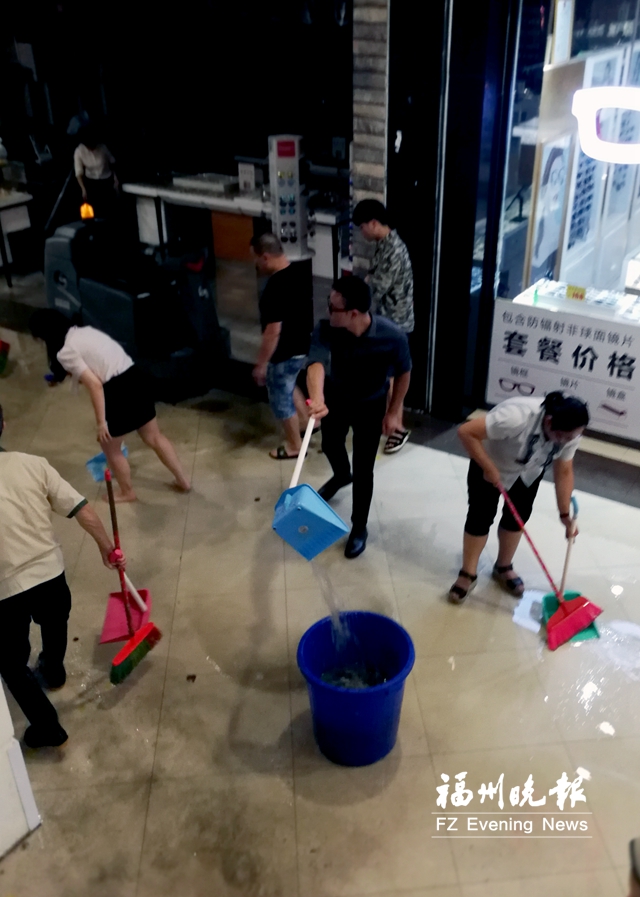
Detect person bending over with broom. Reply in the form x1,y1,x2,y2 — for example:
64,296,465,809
0,404,125,748
448,391,588,604
30,309,191,502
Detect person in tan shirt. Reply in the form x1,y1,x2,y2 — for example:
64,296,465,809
0,405,124,749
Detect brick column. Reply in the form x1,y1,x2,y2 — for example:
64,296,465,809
352,0,389,276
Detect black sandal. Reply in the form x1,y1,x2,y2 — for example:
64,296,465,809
492,564,525,597
448,569,478,605
270,445,300,460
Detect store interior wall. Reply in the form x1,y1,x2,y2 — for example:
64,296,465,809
386,0,446,411
496,0,640,302
0,0,353,269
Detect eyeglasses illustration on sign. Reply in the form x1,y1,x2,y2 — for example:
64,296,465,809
499,378,536,396
573,87,640,164
598,402,627,418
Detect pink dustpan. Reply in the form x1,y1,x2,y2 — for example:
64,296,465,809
99,574,152,644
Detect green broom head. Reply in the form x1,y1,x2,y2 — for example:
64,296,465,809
110,622,162,685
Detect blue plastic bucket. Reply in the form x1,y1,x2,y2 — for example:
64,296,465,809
297,611,415,766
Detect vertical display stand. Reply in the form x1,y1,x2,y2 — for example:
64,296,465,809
268,135,309,260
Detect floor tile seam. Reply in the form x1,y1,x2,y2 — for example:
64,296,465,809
562,733,640,747
456,859,616,888
401,666,435,762
136,409,201,885
413,646,543,663
575,805,622,872
387,553,405,624
388,578,436,757
138,767,297,786
283,539,306,897
560,723,640,840
132,777,154,897
427,738,576,762
422,747,464,891
410,635,547,658
342,888,461,897
31,775,155,794
22,398,48,455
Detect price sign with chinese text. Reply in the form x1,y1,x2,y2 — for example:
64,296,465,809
566,285,586,301
487,299,640,440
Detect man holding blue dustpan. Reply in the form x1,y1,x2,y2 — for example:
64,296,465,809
306,277,411,558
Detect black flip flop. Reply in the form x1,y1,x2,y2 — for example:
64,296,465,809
270,445,305,460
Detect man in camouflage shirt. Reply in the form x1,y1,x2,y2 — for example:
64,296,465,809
354,199,414,453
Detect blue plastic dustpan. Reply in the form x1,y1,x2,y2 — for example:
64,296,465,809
274,483,349,560
86,446,128,482
272,418,349,560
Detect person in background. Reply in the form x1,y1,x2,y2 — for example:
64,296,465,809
0,404,125,748
306,276,411,558
251,232,314,459
74,125,118,218
448,392,589,604
353,199,414,455
29,309,191,502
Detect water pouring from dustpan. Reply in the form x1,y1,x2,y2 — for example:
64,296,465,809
273,417,349,560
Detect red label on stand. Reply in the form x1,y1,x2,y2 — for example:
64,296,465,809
277,140,296,158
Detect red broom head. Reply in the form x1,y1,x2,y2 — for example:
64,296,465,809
547,596,602,651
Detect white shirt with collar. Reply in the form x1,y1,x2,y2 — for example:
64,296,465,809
57,326,133,386
484,397,581,489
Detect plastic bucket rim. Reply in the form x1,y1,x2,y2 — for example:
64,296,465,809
296,611,416,694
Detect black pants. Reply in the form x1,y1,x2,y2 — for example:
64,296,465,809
321,394,387,530
465,460,543,537
0,573,71,730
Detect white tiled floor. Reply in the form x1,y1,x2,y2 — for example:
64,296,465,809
1,333,640,896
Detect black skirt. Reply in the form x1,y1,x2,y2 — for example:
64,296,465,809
104,365,156,438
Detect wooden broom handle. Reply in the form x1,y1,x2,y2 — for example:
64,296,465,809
559,496,579,597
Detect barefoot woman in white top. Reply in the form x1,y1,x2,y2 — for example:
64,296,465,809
30,310,191,502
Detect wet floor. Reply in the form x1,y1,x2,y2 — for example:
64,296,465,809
0,329,638,896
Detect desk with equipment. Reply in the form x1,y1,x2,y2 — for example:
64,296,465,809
0,190,33,288
122,134,347,279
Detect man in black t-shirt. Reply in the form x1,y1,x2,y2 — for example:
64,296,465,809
307,276,412,558
251,233,314,459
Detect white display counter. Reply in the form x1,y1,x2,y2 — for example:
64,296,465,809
0,683,40,859
122,182,346,280
486,279,640,441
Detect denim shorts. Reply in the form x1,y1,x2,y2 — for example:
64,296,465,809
266,355,306,419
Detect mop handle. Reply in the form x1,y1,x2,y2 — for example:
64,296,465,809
289,416,316,490
105,469,134,637
498,483,562,601
558,495,579,598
